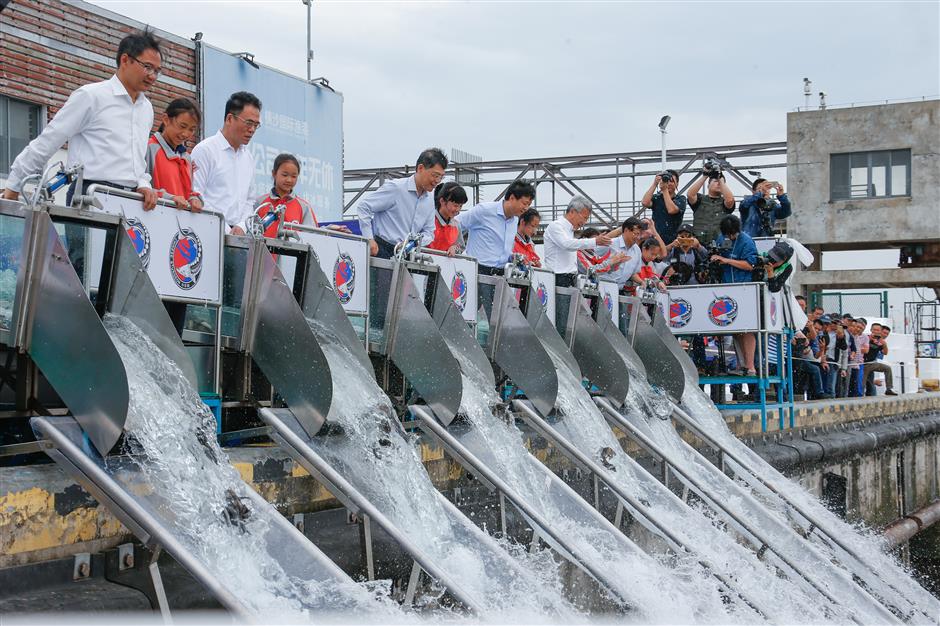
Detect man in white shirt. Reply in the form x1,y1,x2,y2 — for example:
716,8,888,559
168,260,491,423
542,195,612,287
2,30,162,277
357,148,447,258
606,216,646,289
459,180,535,274
191,92,262,234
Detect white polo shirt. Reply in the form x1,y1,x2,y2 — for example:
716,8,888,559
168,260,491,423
543,217,596,273
191,131,256,228
6,75,153,193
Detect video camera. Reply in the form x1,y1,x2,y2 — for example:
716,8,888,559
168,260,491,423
702,158,722,180
702,239,733,284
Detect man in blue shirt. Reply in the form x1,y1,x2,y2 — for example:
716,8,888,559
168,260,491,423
712,215,759,376
641,169,687,245
357,148,448,258
737,178,791,238
459,180,535,274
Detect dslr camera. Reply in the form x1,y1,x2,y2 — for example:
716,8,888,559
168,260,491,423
702,158,722,179
660,171,674,184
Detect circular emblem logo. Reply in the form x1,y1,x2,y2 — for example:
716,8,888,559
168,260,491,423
125,217,151,269
603,292,614,314
333,252,356,304
708,296,739,327
169,227,202,290
450,271,468,311
669,298,693,328
536,282,549,307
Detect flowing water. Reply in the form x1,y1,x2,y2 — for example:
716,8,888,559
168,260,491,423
681,379,940,621
304,318,584,622
447,337,755,624
540,340,873,624
103,315,405,622
0,268,15,330
612,352,901,622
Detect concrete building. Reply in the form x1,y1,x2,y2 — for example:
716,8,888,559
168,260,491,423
786,100,940,296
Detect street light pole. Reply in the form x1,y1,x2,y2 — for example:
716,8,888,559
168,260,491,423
658,115,671,172
303,0,312,81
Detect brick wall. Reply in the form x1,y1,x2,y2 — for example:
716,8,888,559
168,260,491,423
0,0,197,134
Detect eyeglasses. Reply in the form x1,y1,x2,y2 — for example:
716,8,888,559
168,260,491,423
130,56,162,77
232,114,261,130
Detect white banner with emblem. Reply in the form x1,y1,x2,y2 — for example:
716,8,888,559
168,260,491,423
424,250,479,322
529,268,556,327
294,229,370,315
661,283,762,334
763,286,785,332
94,191,223,303
597,279,620,323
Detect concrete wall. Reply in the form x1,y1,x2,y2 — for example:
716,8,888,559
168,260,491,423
787,101,940,250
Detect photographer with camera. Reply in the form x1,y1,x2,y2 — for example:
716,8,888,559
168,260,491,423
687,161,735,246
711,215,759,376
663,223,707,285
739,178,791,238
864,323,897,396
641,169,687,245
759,240,794,292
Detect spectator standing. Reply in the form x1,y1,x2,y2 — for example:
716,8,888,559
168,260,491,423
1,30,162,277
864,323,898,395
427,182,467,256
513,208,542,267
543,195,612,286
687,171,735,245
192,91,262,234
460,180,535,275
711,215,759,376
738,178,791,238
357,148,447,258
147,98,203,212
641,170,687,245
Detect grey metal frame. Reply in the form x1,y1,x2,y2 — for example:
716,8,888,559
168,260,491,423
344,142,787,229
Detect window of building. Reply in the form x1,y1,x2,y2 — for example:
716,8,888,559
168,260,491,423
830,149,911,200
0,95,43,176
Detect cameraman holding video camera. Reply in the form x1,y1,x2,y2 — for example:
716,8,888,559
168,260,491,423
739,178,792,238
687,160,735,246
641,169,687,245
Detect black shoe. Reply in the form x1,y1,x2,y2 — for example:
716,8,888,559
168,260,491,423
816,393,833,400
885,389,898,396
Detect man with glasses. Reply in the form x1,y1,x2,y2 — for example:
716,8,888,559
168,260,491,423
191,92,262,235
357,148,448,259
2,30,162,276
460,180,536,275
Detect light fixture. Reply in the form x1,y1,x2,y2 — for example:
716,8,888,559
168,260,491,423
658,115,671,131
232,52,259,69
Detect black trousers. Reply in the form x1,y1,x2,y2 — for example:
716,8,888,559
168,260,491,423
373,235,397,260
555,272,578,288
478,265,505,276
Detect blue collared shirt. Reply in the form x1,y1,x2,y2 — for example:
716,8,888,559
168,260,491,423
357,175,435,245
458,200,518,268
715,232,758,283
738,192,791,237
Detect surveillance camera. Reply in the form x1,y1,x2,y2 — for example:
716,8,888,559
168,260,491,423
192,32,203,42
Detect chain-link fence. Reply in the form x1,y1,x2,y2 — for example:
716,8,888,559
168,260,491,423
810,291,888,318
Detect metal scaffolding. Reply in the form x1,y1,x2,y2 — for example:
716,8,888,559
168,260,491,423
344,141,787,228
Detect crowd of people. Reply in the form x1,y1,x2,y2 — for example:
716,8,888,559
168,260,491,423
792,297,898,398
5,29,886,407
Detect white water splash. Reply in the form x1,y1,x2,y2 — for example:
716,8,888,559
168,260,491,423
104,315,405,621
305,318,584,622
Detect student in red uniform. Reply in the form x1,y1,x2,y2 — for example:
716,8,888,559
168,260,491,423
513,208,541,267
252,154,350,238
428,181,466,255
146,98,203,211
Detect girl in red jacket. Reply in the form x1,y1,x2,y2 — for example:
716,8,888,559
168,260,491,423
254,153,349,238
146,98,203,211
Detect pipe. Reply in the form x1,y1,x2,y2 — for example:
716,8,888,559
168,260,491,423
884,499,940,551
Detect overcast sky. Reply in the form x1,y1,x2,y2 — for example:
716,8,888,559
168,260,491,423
94,1,939,170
